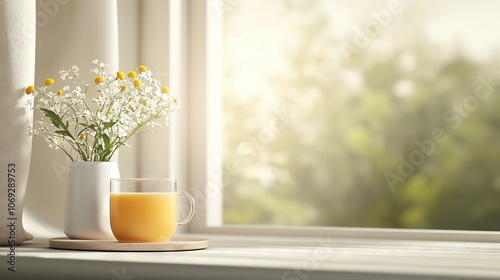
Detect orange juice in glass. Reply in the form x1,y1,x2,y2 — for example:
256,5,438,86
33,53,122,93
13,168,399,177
110,178,195,242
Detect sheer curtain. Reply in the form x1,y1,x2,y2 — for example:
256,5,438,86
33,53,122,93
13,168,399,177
24,0,177,240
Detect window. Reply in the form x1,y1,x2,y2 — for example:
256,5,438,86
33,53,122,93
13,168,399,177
188,0,500,236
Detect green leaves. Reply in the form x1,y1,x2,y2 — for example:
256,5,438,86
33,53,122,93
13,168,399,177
39,109,74,141
100,134,113,161
41,108,66,129
54,130,74,139
103,121,116,130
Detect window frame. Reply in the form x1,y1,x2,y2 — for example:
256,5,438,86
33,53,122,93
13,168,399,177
181,0,500,242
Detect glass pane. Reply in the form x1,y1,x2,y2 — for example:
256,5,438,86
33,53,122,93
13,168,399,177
221,0,500,230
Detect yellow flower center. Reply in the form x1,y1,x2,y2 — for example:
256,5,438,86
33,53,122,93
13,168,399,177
117,71,125,80
44,78,54,86
107,109,113,115
94,76,104,84
173,98,179,105
138,65,147,73
120,84,127,92
79,134,87,140
56,90,63,96
25,85,35,95
133,79,142,88
127,71,137,79
161,85,169,94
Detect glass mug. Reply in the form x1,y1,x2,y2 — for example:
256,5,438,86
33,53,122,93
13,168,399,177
110,178,195,242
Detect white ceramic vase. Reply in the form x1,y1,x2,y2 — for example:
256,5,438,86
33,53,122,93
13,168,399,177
64,162,120,240
0,0,36,245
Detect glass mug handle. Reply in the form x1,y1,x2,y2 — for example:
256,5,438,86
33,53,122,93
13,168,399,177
178,190,195,225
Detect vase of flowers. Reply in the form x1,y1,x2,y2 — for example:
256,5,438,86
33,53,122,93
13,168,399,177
26,60,180,240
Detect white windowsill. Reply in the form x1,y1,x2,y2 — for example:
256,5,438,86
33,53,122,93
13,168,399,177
1,234,500,280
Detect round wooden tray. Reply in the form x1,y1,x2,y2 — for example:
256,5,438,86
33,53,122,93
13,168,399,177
49,236,209,252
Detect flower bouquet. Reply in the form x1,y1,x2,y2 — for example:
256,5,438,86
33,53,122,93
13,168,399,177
25,59,180,161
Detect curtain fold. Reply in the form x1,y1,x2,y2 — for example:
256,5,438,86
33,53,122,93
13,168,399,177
0,0,36,245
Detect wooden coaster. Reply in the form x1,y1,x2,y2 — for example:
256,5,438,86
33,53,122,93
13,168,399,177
49,236,209,252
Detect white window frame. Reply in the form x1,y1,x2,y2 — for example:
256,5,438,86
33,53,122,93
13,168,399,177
177,0,500,242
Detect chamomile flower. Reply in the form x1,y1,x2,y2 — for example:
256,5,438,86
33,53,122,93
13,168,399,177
127,71,137,79
25,85,35,95
44,78,54,86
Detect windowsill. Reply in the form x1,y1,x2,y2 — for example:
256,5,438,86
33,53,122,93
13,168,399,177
1,234,500,280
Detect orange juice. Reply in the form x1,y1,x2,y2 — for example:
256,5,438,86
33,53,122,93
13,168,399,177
110,193,177,242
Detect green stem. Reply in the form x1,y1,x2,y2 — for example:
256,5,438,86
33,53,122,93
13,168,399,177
107,106,169,160
51,140,75,162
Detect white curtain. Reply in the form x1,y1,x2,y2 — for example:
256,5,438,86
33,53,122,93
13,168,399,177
24,0,174,240
0,0,36,245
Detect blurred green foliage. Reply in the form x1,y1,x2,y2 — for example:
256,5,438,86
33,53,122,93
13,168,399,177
222,0,500,230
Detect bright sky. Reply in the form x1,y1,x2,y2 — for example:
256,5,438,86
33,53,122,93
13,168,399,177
224,0,500,98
